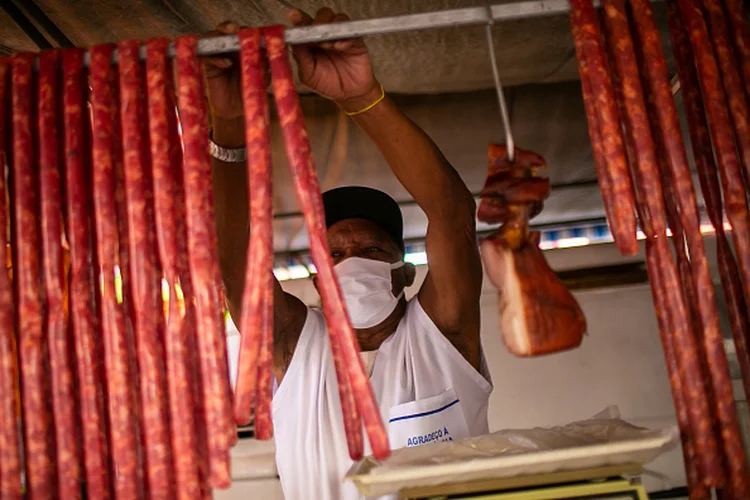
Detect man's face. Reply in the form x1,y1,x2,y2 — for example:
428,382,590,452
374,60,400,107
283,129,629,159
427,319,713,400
322,218,415,296
327,218,401,265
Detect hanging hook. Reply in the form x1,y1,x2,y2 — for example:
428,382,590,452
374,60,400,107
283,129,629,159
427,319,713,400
484,2,515,162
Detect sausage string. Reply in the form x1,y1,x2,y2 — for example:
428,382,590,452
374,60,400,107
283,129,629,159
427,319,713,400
174,35,233,488
599,0,723,487
0,55,23,500
264,25,388,460
62,47,112,499
90,43,144,499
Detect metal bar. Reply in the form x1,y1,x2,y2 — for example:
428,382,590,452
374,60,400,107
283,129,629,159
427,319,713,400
2,0,54,50
74,0,617,67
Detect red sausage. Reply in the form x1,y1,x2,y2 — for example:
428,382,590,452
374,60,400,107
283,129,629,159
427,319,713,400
668,0,750,455
12,52,57,500
174,35,233,489
633,0,750,492
568,0,638,256
166,73,212,500
673,0,750,336
254,273,275,439
89,44,144,500
0,55,22,500
117,39,175,499
108,59,147,493
597,7,637,202
598,0,669,238
578,68,619,237
264,25,389,460
145,37,202,500
233,28,274,433
38,49,82,500
699,0,750,193
645,240,709,500
722,0,750,99
62,47,112,499
162,71,212,498
599,2,722,489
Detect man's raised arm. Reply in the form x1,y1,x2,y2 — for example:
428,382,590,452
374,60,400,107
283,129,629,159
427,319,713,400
346,92,483,370
287,8,483,370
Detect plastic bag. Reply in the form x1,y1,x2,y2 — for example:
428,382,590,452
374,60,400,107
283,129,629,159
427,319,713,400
346,406,679,497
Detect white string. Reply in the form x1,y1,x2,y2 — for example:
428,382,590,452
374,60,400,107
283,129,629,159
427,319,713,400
484,3,515,162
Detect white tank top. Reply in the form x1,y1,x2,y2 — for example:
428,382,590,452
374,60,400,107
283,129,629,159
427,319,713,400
270,298,493,500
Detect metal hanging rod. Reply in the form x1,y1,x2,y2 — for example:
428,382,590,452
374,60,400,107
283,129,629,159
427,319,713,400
69,0,626,68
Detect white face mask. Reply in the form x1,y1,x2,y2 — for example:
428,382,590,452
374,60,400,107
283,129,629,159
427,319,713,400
334,257,406,329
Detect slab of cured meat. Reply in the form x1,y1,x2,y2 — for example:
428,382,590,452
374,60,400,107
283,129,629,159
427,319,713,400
478,145,586,357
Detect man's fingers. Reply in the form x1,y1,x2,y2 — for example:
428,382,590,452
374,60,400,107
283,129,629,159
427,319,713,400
215,21,241,34
312,7,336,25
289,44,315,79
288,8,313,27
332,40,356,51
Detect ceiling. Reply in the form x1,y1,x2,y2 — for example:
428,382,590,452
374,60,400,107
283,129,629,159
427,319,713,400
2,0,696,256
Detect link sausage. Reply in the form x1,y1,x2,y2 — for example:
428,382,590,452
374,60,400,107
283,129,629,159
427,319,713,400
38,49,82,500
698,0,750,193
145,37,202,500
234,28,275,435
12,52,57,500
569,0,638,256
633,0,750,491
174,35,233,488
0,55,22,500
62,47,112,499
667,0,750,407
264,25,390,460
601,3,722,488
90,44,144,500
117,39,175,499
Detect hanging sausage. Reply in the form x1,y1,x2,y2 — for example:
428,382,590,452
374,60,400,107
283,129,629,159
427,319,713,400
145,37,202,500
38,48,83,500
233,27,275,439
264,24,389,460
0,55,22,500
598,0,723,489
666,0,750,409
90,43,145,499
62,47,111,499
174,35,234,488
568,0,638,256
12,51,57,500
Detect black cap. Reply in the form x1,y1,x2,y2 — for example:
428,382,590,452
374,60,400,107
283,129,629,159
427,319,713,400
322,186,405,253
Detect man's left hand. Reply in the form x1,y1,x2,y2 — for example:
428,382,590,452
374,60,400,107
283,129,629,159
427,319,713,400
288,8,381,112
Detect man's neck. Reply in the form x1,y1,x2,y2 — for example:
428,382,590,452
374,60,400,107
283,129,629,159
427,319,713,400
355,298,407,351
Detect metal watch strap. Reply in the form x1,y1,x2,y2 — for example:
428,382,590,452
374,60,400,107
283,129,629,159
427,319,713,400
209,129,247,163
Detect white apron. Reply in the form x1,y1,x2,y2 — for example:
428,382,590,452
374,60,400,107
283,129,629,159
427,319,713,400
229,298,492,500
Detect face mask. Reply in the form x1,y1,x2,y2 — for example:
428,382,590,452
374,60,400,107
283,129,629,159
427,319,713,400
334,257,406,329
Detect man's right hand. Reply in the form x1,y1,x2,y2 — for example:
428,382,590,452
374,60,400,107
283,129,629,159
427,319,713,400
204,22,245,147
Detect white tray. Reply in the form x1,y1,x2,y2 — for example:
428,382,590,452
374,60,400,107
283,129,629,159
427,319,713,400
346,419,679,497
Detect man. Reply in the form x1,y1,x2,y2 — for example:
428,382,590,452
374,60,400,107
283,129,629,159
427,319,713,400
207,8,492,499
